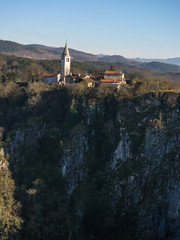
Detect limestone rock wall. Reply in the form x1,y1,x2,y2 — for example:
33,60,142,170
3,92,180,240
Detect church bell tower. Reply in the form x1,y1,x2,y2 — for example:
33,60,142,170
61,42,71,82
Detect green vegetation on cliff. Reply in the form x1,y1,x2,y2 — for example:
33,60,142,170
1,55,180,240
0,155,23,240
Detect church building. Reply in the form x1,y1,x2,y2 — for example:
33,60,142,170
43,42,73,84
60,42,71,83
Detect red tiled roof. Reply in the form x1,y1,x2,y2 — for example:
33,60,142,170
100,79,114,83
100,79,123,83
43,73,58,78
97,74,104,78
90,75,96,79
104,71,123,75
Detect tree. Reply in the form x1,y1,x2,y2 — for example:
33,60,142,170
0,60,7,69
22,63,45,82
0,155,23,240
6,72,17,82
1,75,6,84
109,65,117,71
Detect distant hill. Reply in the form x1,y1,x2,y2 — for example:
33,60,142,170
0,40,180,73
141,61,180,73
0,40,138,65
135,57,180,66
0,40,98,61
98,55,139,66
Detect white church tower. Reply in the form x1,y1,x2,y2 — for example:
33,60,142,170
61,42,71,82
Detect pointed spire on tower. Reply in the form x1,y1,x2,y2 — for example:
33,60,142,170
62,42,70,57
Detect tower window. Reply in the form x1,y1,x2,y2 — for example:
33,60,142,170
66,58,69,62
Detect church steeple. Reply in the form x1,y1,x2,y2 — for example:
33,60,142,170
61,42,71,82
62,42,70,57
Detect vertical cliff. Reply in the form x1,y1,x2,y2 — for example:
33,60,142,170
2,89,180,240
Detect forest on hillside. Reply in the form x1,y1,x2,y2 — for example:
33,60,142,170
1,53,180,85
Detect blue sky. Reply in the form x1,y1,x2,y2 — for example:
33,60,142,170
0,0,180,58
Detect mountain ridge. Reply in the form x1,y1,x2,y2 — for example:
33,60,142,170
0,40,180,73
0,39,142,65
134,57,180,66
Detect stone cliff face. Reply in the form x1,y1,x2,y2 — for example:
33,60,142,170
3,91,180,240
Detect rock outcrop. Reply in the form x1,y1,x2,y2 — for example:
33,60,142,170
3,91,180,240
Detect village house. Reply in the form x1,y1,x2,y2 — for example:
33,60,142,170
100,70,126,86
43,73,61,84
83,74,103,87
83,77,96,87
83,71,126,87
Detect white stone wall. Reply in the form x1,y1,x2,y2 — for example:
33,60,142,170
61,56,71,79
104,73,124,81
43,74,61,84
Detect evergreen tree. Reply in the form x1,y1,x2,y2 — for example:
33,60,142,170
109,65,117,71
0,155,23,240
